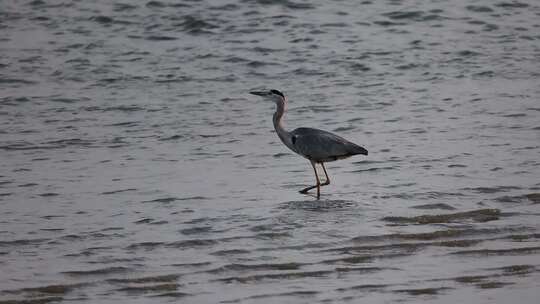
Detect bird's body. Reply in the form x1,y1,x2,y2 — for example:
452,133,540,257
289,127,368,162
250,89,368,199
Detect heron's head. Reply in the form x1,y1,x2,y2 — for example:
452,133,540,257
249,89,285,104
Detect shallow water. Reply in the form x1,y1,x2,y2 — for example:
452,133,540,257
1,0,540,303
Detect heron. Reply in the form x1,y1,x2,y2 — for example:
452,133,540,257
250,89,368,199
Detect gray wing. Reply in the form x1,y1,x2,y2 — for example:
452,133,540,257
290,127,368,162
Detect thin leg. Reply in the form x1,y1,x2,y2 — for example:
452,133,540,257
299,161,321,199
320,162,330,186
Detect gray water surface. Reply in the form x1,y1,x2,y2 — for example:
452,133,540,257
1,0,540,303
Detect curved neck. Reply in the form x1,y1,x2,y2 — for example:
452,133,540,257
273,97,291,146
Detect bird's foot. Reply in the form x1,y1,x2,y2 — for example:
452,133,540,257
299,185,316,194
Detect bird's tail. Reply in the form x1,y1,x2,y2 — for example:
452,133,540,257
350,144,368,156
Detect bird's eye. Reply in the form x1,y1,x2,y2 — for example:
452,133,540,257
270,89,284,97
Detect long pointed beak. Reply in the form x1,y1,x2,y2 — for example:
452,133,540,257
249,91,267,96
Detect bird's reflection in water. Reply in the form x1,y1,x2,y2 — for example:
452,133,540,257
278,199,357,212
273,199,368,240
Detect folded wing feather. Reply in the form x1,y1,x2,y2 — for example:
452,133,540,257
290,127,367,162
